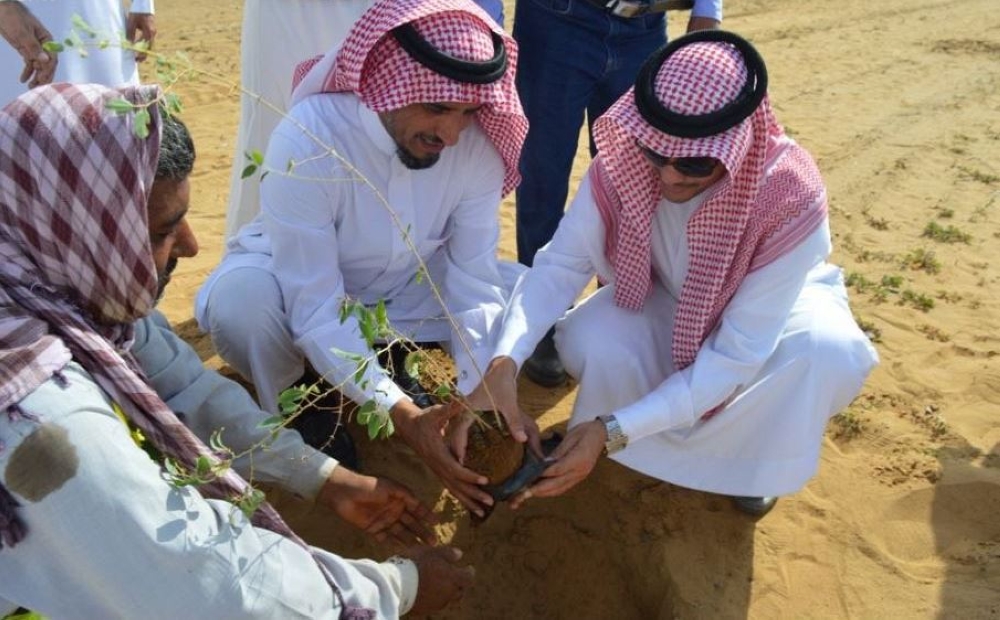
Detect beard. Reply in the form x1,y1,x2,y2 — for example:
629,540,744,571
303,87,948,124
155,257,177,303
395,145,440,170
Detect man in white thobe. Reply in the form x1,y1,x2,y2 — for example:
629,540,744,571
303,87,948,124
224,0,507,240
196,0,531,516
463,31,879,518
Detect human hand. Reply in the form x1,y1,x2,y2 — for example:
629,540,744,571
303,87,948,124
509,419,607,509
463,356,530,444
687,16,721,33
446,405,542,467
317,466,438,547
0,1,56,88
405,546,475,615
125,12,156,62
392,399,495,518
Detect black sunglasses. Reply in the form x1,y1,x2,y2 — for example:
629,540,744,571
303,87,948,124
636,142,720,178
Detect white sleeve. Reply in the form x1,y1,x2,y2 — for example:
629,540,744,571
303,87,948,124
0,367,405,619
261,117,406,411
691,0,722,21
442,141,510,393
493,173,602,368
131,311,336,501
128,0,154,14
615,219,832,442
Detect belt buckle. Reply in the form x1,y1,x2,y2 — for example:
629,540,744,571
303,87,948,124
609,0,649,17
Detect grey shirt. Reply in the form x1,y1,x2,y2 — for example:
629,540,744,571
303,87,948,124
0,312,416,618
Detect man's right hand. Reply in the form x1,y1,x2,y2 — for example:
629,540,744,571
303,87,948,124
405,546,475,615
391,399,495,518
455,356,542,462
0,1,57,88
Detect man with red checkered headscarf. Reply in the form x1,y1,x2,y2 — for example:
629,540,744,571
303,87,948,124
464,31,879,518
197,0,534,517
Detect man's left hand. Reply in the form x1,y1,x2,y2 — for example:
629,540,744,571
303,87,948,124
317,466,439,547
686,16,720,33
125,12,156,62
509,419,607,509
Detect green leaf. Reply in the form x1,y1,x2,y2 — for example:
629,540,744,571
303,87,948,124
330,348,365,363
42,40,64,53
235,487,266,520
258,415,286,430
196,455,212,477
404,351,425,380
433,384,452,399
71,14,97,37
358,312,375,346
209,429,225,452
249,149,265,166
164,458,180,476
241,163,257,179
375,299,388,331
367,417,380,440
105,97,135,114
277,384,316,415
133,108,151,139
352,356,370,386
164,93,183,115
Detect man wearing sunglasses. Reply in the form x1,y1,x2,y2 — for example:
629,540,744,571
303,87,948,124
459,31,879,519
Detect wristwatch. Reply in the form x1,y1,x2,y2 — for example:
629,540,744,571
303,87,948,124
598,414,628,456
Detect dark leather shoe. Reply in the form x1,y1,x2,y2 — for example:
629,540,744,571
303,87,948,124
290,409,358,469
522,328,567,388
730,495,778,518
289,369,359,469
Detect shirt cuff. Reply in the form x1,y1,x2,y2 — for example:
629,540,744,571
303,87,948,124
384,556,419,615
129,0,154,14
691,0,722,21
372,375,407,412
294,456,340,502
614,371,695,443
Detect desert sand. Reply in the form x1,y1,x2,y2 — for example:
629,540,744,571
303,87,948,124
149,0,1000,617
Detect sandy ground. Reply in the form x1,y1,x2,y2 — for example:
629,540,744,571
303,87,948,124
148,0,1000,617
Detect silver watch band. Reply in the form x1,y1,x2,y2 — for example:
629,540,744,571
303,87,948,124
598,414,628,455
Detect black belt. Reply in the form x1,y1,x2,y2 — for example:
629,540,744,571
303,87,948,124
583,0,694,17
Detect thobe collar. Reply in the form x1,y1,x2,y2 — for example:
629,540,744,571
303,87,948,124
357,98,399,158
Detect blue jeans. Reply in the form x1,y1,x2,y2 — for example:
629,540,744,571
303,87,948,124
513,0,667,265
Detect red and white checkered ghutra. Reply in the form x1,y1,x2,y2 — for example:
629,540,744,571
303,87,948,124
291,0,527,196
590,38,828,370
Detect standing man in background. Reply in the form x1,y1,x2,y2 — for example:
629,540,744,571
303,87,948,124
0,0,156,104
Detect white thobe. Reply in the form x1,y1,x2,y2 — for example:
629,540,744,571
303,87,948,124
0,0,152,106
198,91,514,413
495,172,879,497
224,0,507,239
